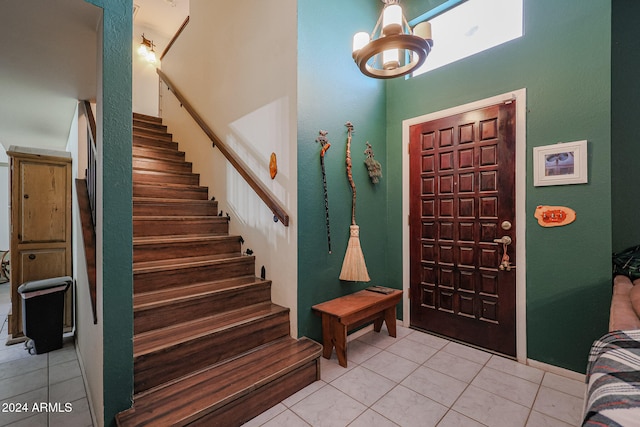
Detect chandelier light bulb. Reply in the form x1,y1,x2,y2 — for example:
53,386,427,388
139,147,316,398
383,49,400,70
382,4,403,36
137,43,149,56
413,21,432,41
352,31,370,54
146,50,157,63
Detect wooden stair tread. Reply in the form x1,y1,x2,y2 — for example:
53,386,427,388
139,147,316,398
133,197,216,205
133,167,196,177
134,276,265,308
133,233,236,245
118,337,321,426
133,182,207,191
133,112,163,123
133,145,184,156
133,302,287,356
133,129,173,139
134,253,246,271
133,157,191,168
134,215,226,221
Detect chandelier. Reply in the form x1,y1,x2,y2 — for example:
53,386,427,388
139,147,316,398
352,0,433,79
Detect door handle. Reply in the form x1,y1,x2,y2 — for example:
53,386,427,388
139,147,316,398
493,236,512,245
493,236,513,271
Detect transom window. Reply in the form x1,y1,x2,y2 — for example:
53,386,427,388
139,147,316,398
412,0,523,77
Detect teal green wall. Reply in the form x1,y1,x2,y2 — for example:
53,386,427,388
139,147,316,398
297,0,388,342
612,0,640,253
385,0,611,373
86,0,133,425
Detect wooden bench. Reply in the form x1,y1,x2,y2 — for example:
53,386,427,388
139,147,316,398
312,288,403,367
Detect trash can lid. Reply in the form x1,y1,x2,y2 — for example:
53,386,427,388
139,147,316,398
18,276,73,294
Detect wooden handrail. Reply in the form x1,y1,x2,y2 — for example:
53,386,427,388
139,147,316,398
83,100,97,145
160,16,189,61
78,99,98,324
81,100,98,227
157,69,290,226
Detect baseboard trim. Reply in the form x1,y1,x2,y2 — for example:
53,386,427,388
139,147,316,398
527,358,586,382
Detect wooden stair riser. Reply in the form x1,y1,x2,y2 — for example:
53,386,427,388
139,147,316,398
133,236,238,263
133,198,218,216
133,184,209,200
133,217,228,238
133,112,163,124
133,134,178,150
134,282,272,334
133,119,167,133
134,257,253,292
192,361,319,427
133,169,199,185
133,145,185,162
134,311,291,393
133,157,193,174
133,126,173,140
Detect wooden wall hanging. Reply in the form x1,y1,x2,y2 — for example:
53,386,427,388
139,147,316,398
534,205,576,227
269,152,277,179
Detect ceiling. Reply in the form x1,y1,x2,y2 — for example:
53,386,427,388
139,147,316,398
0,0,188,152
135,0,189,41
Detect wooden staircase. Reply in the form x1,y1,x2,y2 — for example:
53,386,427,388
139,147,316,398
116,113,322,426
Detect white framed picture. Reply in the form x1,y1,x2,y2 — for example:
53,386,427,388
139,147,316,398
533,140,588,186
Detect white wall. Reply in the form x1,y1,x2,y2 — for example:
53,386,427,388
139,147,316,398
160,0,299,335
69,102,100,426
73,18,105,426
132,25,168,117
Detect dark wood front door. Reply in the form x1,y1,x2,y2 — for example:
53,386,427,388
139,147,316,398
409,101,517,356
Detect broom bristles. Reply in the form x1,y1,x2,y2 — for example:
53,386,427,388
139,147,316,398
339,225,370,282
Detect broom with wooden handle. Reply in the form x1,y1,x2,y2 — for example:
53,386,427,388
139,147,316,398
339,122,370,282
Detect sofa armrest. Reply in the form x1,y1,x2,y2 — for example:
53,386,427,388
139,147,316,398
609,275,640,332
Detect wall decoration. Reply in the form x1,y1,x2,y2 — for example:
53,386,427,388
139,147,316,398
533,140,587,186
269,152,277,179
316,130,332,253
534,205,576,227
364,142,382,184
339,122,370,282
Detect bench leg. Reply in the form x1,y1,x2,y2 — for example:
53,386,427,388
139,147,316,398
384,306,397,338
332,318,348,368
374,316,384,332
321,314,334,360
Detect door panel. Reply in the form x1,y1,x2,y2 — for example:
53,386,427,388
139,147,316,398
20,162,68,243
409,101,516,356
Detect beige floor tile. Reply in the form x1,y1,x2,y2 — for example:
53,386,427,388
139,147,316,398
371,385,447,427
453,385,530,427
532,387,584,426
471,366,540,408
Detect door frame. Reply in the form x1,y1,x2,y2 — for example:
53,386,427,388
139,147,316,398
402,88,527,362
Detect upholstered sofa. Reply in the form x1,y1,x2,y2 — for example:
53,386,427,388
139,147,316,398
582,275,640,426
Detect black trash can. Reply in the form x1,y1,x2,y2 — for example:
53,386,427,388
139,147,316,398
18,276,72,354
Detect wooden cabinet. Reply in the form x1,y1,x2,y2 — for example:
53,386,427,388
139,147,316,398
6,146,72,343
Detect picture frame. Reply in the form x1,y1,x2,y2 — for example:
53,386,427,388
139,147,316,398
533,140,588,186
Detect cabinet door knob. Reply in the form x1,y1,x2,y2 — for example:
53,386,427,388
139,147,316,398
23,194,29,199
28,254,36,260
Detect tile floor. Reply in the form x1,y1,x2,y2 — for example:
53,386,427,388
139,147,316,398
0,278,587,427
0,282,93,427
245,325,586,427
